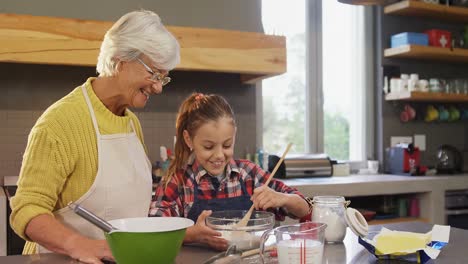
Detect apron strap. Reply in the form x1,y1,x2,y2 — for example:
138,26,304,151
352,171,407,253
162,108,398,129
81,85,101,138
129,119,136,133
239,177,249,196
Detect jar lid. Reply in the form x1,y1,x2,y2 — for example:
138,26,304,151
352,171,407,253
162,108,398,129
344,207,368,238
312,196,345,205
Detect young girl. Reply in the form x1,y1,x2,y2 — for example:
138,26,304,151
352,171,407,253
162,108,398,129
149,93,310,250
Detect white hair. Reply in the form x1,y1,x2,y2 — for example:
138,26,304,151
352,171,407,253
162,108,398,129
97,10,180,76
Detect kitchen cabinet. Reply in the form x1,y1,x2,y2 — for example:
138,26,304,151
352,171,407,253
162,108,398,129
382,1,468,114
376,0,468,169
0,13,286,84
281,174,468,225
384,0,468,23
384,1,468,64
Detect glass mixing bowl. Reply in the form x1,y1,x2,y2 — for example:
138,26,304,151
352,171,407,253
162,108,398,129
206,210,275,251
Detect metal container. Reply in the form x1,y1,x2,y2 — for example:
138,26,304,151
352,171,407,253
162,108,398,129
283,154,333,178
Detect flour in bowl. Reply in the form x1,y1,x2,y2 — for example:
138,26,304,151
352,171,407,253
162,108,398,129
220,230,261,250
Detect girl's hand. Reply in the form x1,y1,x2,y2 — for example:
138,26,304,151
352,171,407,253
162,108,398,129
184,210,228,251
251,186,289,210
65,235,114,264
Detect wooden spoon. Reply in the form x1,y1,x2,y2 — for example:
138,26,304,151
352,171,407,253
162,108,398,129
234,143,292,228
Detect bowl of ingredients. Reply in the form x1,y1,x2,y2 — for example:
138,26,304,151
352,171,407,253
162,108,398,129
105,217,194,264
206,210,275,251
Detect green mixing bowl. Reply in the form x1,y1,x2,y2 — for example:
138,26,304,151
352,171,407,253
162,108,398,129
105,217,194,264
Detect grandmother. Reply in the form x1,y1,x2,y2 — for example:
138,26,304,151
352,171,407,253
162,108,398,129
10,10,180,264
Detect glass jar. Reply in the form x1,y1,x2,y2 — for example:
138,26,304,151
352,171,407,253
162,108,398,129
311,196,349,243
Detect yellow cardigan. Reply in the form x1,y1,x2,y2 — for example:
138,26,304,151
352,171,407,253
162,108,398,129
10,77,146,254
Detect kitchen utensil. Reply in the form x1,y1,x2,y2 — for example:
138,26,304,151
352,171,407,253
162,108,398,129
260,222,327,264
206,210,274,251
436,145,463,174
68,202,117,233
71,203,194,264
203,245,275,264
235,143,292,228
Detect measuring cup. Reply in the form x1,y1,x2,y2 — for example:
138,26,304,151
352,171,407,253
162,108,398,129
260,222,327,264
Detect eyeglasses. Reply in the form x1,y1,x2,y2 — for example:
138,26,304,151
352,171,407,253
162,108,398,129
136,58,171,86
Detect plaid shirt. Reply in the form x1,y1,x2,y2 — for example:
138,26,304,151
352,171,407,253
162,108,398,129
149,158,304,221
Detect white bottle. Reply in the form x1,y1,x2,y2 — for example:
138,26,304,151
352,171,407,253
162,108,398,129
262,150,269,171
409,74,419,91
400,74,409,91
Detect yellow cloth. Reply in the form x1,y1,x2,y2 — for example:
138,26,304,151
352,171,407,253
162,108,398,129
10,77,146,254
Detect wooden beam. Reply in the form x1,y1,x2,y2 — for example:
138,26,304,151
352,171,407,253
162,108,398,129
0,13,286,83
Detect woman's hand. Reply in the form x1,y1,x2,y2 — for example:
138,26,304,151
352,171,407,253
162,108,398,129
24,214,115,264
64,234,114,264
184,210,228,251
251,185,289,210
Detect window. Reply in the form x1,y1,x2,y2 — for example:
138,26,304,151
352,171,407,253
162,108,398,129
261,0,306,154
261,0,374,162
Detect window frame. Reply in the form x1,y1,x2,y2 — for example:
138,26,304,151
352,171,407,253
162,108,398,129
257,0,376,167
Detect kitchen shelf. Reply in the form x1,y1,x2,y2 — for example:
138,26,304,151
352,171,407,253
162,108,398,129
368,217,428,226
385,91,468,102
0,13,286,84
384,0,468,23
384,45,468,63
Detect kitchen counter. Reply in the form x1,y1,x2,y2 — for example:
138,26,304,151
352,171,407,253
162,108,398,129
281,174,468,224
4,174,468,227
0,222,465,263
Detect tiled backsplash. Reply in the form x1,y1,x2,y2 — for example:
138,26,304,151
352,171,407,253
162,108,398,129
0,110,38,177
0,63,258,181
0,110,256,178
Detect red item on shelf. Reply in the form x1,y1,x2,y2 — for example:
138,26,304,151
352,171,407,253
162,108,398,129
425,29,451,48
409,198,420,217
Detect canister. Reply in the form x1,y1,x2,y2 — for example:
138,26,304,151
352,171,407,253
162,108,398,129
312,196,348,243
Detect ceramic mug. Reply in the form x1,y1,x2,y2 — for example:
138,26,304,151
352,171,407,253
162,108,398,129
448,106,460,122
461,109,468,120
400,104,416,123
429,79,441,93
425,105,439,122
418,79,429,92
438,106,449,122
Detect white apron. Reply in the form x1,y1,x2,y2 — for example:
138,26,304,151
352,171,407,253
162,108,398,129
38,85,153,253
